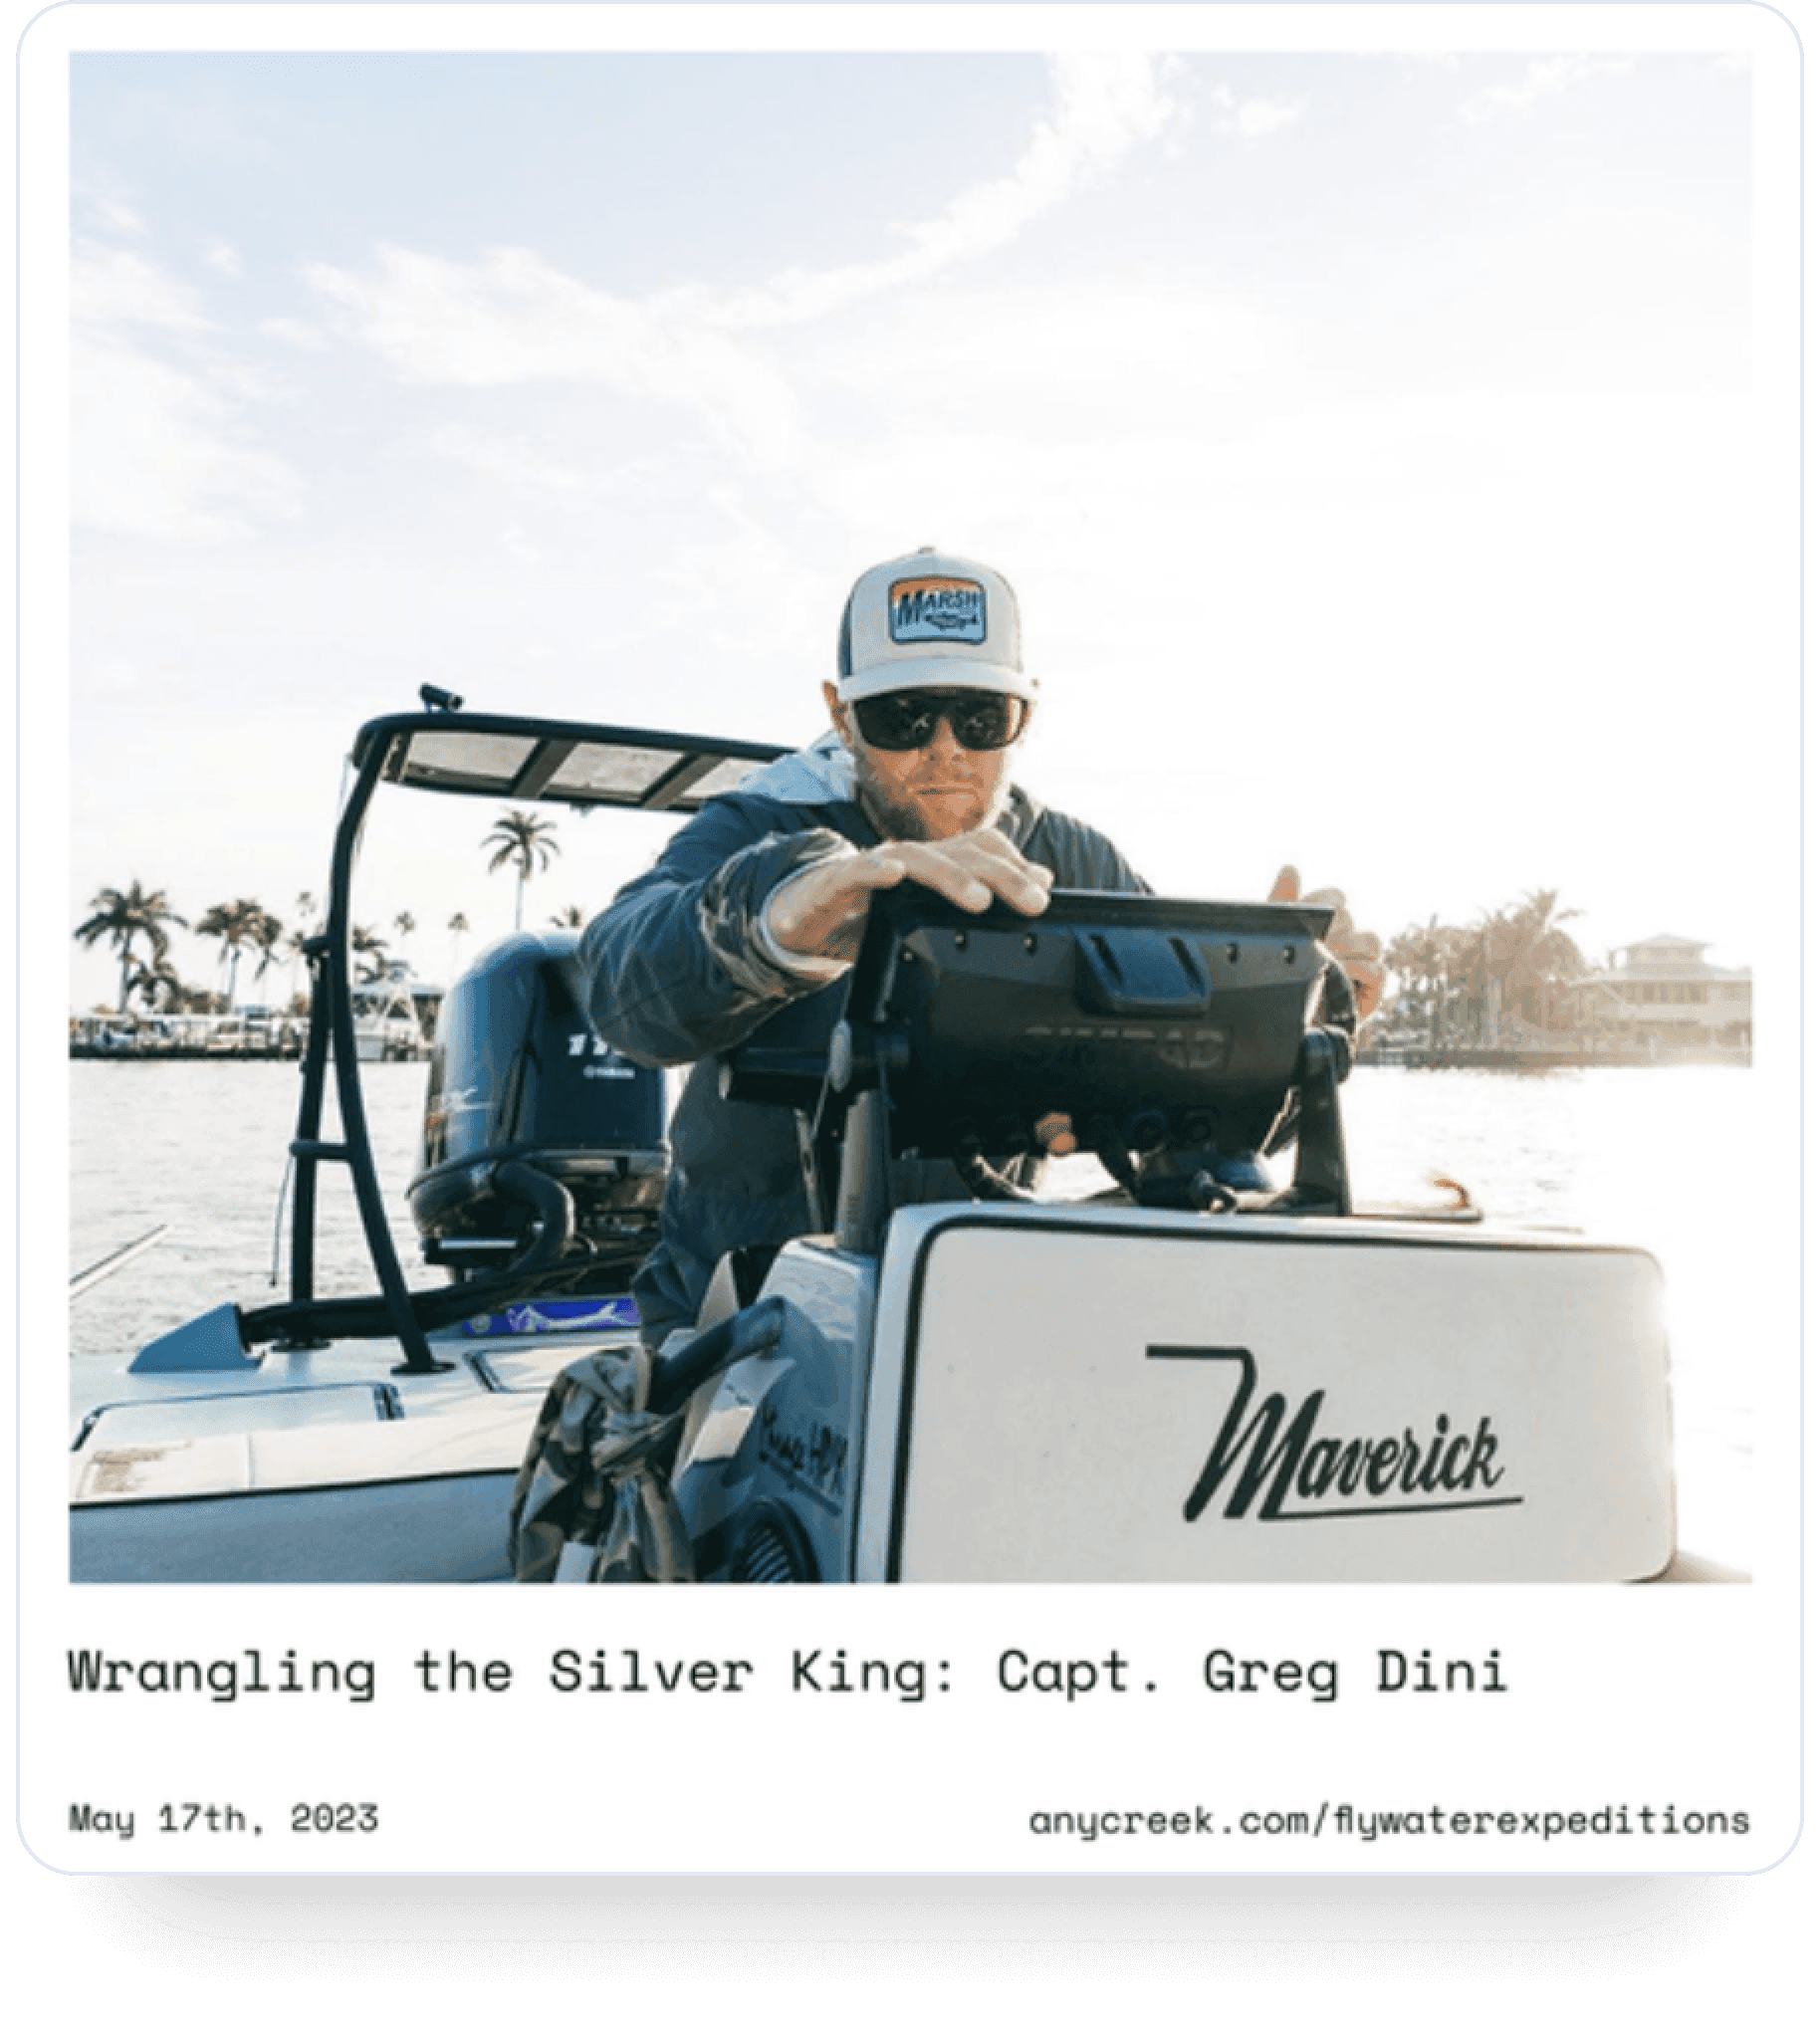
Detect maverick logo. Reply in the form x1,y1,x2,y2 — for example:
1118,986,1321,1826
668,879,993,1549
889,574,988,644
1150,1344,1521,1522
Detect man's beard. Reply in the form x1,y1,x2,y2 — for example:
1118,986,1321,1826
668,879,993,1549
848,744,1011,843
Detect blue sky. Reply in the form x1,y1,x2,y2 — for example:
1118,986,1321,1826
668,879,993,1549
61,33,1783,1008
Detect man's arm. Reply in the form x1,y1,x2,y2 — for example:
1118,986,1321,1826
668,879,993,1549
579,800,861,1067
588,788,1348,1071
766,829,1054,964
581,802,1061,1067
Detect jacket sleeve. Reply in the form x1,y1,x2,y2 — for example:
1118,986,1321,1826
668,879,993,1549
578,799,855,1067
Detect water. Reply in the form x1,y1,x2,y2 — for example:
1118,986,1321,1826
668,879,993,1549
68,1060,1765,1571
70,1059,435,1364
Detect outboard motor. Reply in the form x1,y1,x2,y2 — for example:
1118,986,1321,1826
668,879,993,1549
408,931,667,1276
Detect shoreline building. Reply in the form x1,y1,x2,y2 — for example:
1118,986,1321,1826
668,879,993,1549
1568,934,1751,1058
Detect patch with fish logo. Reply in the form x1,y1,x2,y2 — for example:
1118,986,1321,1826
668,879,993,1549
888,574,988,644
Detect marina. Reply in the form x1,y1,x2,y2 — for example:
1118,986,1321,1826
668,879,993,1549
1360,1041,1751,1072
69,985,436,1062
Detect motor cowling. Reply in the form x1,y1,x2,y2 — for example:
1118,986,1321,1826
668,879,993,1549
408,931,667,1273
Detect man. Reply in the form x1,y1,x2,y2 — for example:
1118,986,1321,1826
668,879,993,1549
581,548,1381,1346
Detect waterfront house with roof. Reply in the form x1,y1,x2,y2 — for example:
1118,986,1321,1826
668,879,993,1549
1568,934,1751,1058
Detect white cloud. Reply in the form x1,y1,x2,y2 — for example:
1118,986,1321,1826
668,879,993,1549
73,331,301,539
76,189,148,238
1236,98,1300,138
307,243,802,466
301,55,1182,467
72,239,210,332
1207,83,1302,139
206,241,243,277
721,53,1181,330
72,237,301,540
1460,56,1635,124
804,281,1283,437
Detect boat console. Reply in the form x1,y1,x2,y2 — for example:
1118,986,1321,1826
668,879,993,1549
724,884,1358,1253
663,895,1677,1586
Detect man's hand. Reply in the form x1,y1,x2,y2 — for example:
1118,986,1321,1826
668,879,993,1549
1269,865,1386,1021
768,828,1054,966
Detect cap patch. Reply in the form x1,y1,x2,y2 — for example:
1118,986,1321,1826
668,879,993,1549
889,575,987,646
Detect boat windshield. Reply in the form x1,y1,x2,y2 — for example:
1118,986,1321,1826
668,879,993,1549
357,712,789,812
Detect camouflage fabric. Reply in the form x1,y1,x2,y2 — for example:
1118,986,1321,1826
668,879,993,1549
508,1345,695,1584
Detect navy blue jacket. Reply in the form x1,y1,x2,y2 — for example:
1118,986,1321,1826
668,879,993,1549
580,735,1147,1342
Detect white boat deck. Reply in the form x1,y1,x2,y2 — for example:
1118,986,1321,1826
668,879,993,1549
75,1338,585,1502
69,1300,645,1582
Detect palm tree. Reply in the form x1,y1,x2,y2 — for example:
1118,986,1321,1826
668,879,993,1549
1459,891,1588,1044
1496,889,1587,1034
195,899,283,1009
484,809,561,930
170,981,224,1015
349,924,392,986
281,895,322,1006
392,910,417,967
1386,896,1595,1049
1385,918,1450,1046
282,925,315,1005
124,953,184,1013
548,903,586,929
1401,914,1473,1046
251,908,288,991
74,881,187,1013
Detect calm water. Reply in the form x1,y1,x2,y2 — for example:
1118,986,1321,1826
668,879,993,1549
68,1060,1766,1570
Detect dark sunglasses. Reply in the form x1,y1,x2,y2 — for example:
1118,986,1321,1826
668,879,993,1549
850,688,1029,753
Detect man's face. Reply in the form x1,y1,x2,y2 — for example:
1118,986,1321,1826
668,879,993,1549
823,681,1022,842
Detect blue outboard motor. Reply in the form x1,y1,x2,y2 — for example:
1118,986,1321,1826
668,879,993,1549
408,932,667,1276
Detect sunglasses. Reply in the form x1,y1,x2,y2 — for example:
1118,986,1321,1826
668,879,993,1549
850,688,1029,753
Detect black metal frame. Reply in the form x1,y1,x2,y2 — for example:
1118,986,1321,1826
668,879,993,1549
272,706,789,1375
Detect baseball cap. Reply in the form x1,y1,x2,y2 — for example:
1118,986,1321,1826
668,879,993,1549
834,548,1034,703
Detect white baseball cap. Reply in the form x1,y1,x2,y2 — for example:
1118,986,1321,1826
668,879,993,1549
834,548,1034,703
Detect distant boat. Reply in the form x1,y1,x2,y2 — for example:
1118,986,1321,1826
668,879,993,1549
68,1010,308,1059
1361,1039,1750,1071
350,979,429,1061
